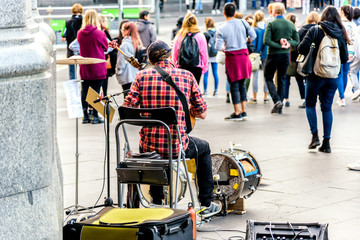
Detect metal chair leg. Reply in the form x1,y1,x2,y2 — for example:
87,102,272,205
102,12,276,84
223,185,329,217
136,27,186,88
182,155,196,208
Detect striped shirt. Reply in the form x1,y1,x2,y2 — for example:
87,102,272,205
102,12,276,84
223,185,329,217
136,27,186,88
123,60,207,157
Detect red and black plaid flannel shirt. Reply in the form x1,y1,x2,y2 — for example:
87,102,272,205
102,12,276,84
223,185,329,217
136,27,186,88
123,60,207,158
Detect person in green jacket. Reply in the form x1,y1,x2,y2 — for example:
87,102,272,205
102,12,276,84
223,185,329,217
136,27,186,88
263,2,299,114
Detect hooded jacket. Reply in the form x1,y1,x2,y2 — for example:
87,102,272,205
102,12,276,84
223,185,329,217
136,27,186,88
298,21,348,77
77,25,108,80
136,19,156,48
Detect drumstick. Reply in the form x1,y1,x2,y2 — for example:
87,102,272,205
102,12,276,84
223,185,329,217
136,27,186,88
114,46,141,70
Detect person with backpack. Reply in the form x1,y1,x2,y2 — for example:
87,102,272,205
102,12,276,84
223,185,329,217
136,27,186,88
61,3,83,80
215,3,256,121
249,10,269,104
298,6,349,153
337,6,357,107
116,22,142,94
203,17,219,96
172,12,208,84
136,10,156,48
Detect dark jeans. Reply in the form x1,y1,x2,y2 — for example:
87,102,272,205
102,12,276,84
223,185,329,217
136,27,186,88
81,79,104,118
285,75,305,99
229,79,247,104
305,76,338,139
264,53,290,104
69,64,75,80
102,77,108,97
181,66,202,85
212,0,221,9
150,136,214,207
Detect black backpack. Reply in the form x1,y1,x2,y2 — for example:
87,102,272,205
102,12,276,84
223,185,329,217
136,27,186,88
135,47,148,64
205,30,218,58
178,33,199,67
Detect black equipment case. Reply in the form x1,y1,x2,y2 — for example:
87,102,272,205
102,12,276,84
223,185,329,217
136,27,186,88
63,207,193,240
245,220,329,240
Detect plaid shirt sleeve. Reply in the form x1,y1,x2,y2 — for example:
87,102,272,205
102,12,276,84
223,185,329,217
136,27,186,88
189,75,207,116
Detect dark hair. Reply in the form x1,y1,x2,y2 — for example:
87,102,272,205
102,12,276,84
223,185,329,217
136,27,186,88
341,5,354,21
286,13,297,24
176,16,184,28
321,6,351,44
139,10,150,19
354,7,360,20
117,19,130,44
224,2,236,17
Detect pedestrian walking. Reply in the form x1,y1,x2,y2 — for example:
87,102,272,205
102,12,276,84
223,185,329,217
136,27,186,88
172,12,208,84
77,9,108,124
136,10,156,48
61,3,83,80
249,10,269,104
298,6,349,153
263,3,299,114
203,17,220,96
216,2,256,121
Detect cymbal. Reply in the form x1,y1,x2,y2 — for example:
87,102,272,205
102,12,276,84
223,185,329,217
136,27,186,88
56,55,106,65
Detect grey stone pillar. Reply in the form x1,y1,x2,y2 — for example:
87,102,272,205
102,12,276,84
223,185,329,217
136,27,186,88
0,0,62,239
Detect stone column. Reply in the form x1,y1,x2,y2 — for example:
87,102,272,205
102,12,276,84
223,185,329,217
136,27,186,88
0,0,62,239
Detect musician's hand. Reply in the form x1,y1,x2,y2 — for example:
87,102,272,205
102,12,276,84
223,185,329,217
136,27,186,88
108,40,118,49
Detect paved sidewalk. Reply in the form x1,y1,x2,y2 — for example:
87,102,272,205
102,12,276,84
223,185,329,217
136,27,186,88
56,13,360,239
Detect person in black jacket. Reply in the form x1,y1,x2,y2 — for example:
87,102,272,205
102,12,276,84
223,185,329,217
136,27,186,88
61,3,83,80
298,6,350,153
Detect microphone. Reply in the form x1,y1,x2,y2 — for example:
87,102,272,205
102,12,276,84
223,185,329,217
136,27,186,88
93,90,129,103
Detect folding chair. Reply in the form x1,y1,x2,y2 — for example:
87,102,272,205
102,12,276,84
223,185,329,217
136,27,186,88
115,106,196,209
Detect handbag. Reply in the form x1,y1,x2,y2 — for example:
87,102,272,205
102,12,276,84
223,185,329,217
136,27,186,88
69,38,80,54
297,42,316,76
216,51,225,65
106,55,112,69
286,61,298,76
297,26,318,77
249,53,260,71
240,20,255,54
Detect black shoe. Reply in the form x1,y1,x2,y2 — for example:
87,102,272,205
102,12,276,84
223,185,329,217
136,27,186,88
200,201,222,218
298,102,306,108
271,101,283,114
241,112,247,119
225,112,243,121
82,117,91,124
308,132,320,149
319,138,331,153
226,93,231,103
92,117,104,124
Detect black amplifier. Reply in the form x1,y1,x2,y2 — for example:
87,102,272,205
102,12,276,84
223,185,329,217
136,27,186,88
245,220,329,240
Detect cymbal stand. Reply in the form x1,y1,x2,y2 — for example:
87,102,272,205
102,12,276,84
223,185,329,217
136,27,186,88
64,61,94,220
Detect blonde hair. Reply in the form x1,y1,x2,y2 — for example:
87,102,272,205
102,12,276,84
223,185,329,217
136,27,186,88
306,11,320,24
252,10,265,27
285,13,297,24
268,2,276,14
205,17,215,30
234,12,244,19
273,2,285,15
72,3,83,14
81,9,101,30
176,12,200,40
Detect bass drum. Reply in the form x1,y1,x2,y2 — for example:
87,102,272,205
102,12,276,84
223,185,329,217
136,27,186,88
139,165,187,205
211,148,261,203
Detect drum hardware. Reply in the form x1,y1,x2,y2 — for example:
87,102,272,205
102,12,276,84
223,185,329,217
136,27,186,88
57,56,105,218
211,144,262,215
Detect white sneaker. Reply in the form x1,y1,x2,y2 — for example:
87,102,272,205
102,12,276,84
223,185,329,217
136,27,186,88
339,98,346,107
211,9,216,15
347,161,360,171
216,9,221,15
351,90,360,100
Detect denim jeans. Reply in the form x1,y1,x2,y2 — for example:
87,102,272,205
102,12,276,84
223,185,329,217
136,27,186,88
69,64,75,80
150,136,214,207
203,62,219,93
337,62,351,99
264,53,289,104
285,75,305,99
229,79,247,104
305,76,339,139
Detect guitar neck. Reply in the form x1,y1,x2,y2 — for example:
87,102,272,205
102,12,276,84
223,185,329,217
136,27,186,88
115,46,141,70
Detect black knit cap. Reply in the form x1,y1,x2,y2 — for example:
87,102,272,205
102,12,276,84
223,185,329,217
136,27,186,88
147,40,171,64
